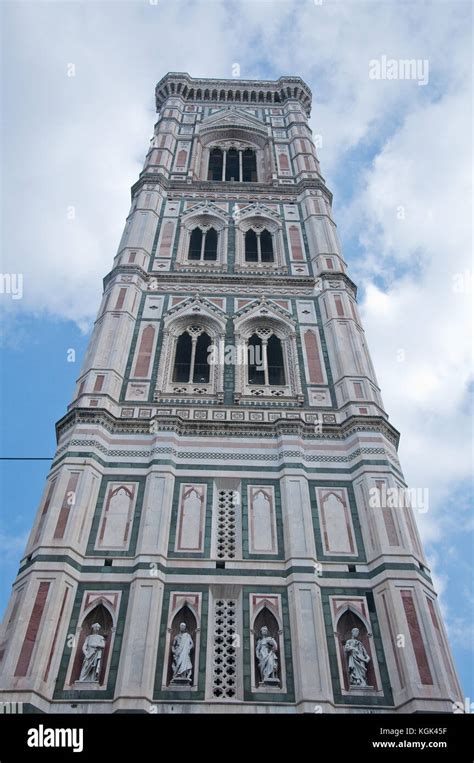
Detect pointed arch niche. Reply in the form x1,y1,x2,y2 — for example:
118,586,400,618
316,487,358,557
249,594,286,694
330,597,383,697
161,592,202,692
234,304,303,403
68,599,116,689
154,299,227,401
166,605,198,686
176,203,229,270
235,208,285,272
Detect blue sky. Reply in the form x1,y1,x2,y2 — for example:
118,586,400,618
0,0,472,699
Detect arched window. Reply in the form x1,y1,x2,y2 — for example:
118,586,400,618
207,147,258,182
247,331,285,386
225,148,239,181
173,332,192,381
248,334,265,384
242,148,257,182
188,227,218,261
189,228,202,260
204,227,217,260
260,230,274,262
245,229,274,263
268,334,285,385
172,328,211,383
245,230,258,262
208,148,223,180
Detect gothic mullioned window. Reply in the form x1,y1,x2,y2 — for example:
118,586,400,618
188,227,218,261
172,327,212,384
176,203,228,269
233,302,303,402
207,147,257,182
235,205,284,270
154,298,227,401
247,332,285,386
245,229,274,263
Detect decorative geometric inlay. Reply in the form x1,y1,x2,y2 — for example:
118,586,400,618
58,441,387,463
216,490,237,560
212,599,237,699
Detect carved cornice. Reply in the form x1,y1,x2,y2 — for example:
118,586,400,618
155,73,312,115
55,408,400,449
131,173,332,205
102,266,316,293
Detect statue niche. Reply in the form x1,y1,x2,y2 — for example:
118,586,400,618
167,605,197,686
71,603,113,686
253,607,281,688
337,610,375,690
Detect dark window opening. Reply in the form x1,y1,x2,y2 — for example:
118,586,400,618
188,228,202,260
248,334,265,385
267,334,285,385
242,148,257,182
172,331,192,382
245,228,274,263
203,228,217,260
208,147,257,182
225,148,239,181
260,229,274,262
188,227,218,261
245,230,258,262
208,148,223,180
348,564,356,573
193,332,211,383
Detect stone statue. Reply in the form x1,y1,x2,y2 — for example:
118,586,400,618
256,625,279,685
171,623,194,683
78,623,106,682
344,627,371,687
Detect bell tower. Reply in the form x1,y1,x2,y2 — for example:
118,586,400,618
0,73,462,713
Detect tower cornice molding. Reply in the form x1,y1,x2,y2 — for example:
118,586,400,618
155,72,312,115
132,174,332,206
54,407,400,448
102,266,317,293
103,266,357,299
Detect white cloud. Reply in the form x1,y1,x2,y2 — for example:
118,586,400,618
347,83,472,544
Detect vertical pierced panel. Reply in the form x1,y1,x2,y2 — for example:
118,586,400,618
212,599,237,699
216,490,237,560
